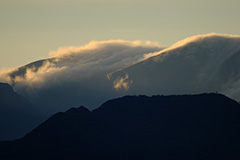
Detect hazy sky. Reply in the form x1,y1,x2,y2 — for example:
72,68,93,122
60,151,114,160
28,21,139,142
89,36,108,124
1,0,240,69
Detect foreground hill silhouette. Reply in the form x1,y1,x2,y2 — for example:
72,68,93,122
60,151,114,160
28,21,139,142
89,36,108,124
1,93,240,159
0,83,45,141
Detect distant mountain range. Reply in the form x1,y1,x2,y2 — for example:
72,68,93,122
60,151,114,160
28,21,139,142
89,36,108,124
0,83,45,141
1,33,240,142
1,93,240,159
1,33,240,114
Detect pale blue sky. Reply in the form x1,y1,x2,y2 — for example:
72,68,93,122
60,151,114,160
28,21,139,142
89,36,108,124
1,0,240,69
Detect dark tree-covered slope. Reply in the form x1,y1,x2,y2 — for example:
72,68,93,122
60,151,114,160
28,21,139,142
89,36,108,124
1,93,240,159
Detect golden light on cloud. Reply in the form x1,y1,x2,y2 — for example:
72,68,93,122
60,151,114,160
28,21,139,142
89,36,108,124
1,33,240,111
162,33,240,53
11,61,66,89
0,39,162,94
0,67,16,84
48,40,162,57
113,74,132,91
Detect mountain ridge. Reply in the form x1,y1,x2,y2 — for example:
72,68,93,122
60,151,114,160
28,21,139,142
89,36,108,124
0,83,46,141
1,93,240,159
109,34,240,98
1,33,240,113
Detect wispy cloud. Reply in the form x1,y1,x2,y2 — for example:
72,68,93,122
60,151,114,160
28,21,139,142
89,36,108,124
109,33,240,101
48,40,162,57
0,67,16,84
13,60,66,89
2,33,240,112
164,33,240,52
2,40,163,88
0,40,163,110
113,74,132,91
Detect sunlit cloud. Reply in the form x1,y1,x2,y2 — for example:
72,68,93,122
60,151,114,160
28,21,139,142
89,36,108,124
12,60,66,89
2,40,163,89
0,40,163,110
113,74,132,91
48,40,162,57
156,33,240,56
0,67,16,84
1,33,240,112
109,33,240,101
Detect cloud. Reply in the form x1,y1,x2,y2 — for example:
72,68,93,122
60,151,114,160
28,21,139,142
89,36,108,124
0,67,17,84
13,60,66,90
151,33,240,62
113,74,132,91
109,33,240,101
0,40,164,112
3,40,163,87
48,40,161,57
2,33,240,113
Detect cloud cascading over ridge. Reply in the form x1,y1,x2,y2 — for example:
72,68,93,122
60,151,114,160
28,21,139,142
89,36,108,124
109,33,240,101
1,40,163,87
48,40,162,57
1,33,240,113
0,40,164,112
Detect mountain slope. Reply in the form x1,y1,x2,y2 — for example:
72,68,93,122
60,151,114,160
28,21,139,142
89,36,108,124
1,33,240,113
109,34,240,100
0,83,45,141
0,40,163,112
1,93,240,159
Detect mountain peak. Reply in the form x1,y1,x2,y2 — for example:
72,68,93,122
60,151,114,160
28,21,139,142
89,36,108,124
66,106,90,114
109,34,240,101
166,33,240,51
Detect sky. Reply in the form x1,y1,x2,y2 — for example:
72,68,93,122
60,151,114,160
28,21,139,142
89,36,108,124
0,0,240,69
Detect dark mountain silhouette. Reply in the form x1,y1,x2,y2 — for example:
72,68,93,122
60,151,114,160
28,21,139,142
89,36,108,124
1,93,240,159
0,83,45,141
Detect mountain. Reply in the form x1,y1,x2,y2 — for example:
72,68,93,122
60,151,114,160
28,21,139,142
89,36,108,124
108,34,240,99
0,83,45,141
1,93,240,159
1,33,240,114
0,40,163,112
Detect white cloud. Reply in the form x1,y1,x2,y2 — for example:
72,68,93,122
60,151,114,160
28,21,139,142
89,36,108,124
2,33,240,112
2,40,163,88
109,33,240,101
113,74,132,91
0,40,163,111
0,67,16,84
151,33,240,62
13,60,66,89
48,40,161,57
